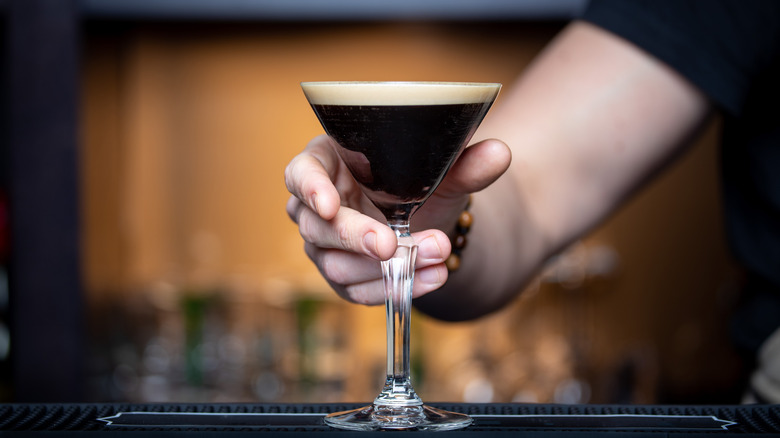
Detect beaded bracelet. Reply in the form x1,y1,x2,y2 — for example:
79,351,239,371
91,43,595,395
444,196,473,272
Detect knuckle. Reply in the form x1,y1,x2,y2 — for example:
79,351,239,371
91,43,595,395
304,245,347,286
283,156,301,192
318,256,349,285
297,213,319,242
334,220,356,249
345,284,382,306
285,196,301,222
284,153,319,198
303,241,318,260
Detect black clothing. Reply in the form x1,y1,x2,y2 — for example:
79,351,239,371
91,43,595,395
582,0,780,353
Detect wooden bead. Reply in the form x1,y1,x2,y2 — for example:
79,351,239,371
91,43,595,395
457,210,473,229
445,254,461,272
454,234,467,249
446,196,473,272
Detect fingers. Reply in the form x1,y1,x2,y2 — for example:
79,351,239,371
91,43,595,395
304,242,384,305
412,231,451,298
291,197,398,261
305,230,451,305
285,133,469,306
284,135,342,221
441,138,512,196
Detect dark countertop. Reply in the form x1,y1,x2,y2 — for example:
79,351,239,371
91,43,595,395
1,402,779,436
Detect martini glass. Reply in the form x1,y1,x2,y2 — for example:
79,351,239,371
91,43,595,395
301,81,500,431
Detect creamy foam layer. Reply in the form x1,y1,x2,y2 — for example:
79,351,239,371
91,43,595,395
302,81,501,105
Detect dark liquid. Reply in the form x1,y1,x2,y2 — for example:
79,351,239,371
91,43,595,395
310,102,493,220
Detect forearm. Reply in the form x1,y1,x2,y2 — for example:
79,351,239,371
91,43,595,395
415,168,547,320
415,21,712,320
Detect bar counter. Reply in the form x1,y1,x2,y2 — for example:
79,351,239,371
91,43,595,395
1,402,779,436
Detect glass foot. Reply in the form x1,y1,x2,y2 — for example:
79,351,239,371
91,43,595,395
324,404,472,431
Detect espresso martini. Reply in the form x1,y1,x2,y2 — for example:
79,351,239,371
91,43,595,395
302,81,500,221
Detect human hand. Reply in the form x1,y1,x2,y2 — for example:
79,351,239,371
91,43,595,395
285,134,510,305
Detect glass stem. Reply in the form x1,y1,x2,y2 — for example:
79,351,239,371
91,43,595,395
374,220,422,407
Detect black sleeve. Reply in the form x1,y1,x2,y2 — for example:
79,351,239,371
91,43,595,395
581,0,780,116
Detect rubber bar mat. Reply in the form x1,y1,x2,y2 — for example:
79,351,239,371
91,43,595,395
1,403,779,434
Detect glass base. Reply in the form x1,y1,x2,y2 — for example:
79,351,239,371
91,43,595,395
324,403,473,431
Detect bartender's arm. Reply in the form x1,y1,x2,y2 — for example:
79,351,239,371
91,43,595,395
285,21,713,319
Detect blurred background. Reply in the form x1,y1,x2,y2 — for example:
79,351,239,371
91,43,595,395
1,0,747,406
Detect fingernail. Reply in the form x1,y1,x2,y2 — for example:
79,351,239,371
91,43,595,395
363,232,379,258
310,193,319,214
418,235,444,261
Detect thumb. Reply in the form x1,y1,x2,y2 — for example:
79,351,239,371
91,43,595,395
441,138,512,195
